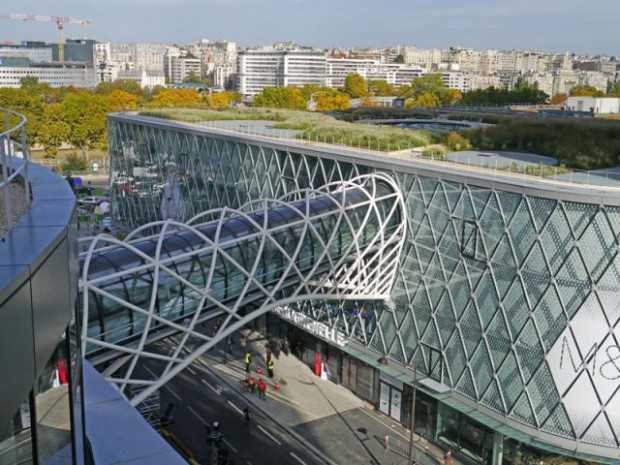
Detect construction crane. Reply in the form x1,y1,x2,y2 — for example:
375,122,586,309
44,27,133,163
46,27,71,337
0,13,91,62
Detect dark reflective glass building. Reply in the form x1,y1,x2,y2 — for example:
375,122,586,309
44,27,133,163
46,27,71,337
108,114,620,465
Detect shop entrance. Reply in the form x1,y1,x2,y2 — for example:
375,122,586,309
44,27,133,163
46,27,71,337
379,381,403,422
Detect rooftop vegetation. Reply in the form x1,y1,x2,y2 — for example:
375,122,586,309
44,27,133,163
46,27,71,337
138,108,432,151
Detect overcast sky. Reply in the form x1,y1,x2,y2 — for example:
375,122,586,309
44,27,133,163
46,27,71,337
1,0,618,55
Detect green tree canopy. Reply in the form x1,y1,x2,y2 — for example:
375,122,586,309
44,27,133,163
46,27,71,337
253,87,306,110
343,74,367,98
368,80,396,97
570,84,604,97
96,79,144,99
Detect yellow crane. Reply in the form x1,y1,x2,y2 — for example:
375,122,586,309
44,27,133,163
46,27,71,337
0,13,91,62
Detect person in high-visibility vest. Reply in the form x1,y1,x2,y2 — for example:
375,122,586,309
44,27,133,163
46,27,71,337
267,357,274,378
244,351,252,374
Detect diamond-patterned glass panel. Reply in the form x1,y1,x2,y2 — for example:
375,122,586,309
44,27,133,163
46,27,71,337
109,118,620,452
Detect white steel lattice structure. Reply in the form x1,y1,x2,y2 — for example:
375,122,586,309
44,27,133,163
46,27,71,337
79,174,406,405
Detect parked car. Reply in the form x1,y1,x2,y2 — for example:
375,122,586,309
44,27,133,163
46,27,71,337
78,196,102,206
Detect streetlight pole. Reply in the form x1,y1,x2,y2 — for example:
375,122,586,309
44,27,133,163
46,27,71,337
407,362,418,465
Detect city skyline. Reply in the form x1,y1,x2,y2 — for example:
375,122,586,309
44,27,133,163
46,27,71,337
1,0,619,56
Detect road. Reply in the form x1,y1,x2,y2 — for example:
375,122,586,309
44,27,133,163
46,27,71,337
140,342,324,465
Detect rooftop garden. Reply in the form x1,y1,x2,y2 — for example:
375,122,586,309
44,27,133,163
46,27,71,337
138,107,432,151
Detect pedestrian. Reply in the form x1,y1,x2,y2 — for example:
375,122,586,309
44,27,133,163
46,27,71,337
258,378,267,399
244,350,252,374
243,406,251,430
267,357,274,379
240,334,247,354
226,335,234,354
444,449,453,465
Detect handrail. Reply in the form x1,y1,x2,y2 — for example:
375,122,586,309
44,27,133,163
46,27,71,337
0,108,30,233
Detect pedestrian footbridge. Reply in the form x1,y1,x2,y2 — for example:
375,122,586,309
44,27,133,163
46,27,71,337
79,174,406,405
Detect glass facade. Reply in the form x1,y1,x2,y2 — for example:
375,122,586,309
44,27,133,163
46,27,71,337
109,116,620,462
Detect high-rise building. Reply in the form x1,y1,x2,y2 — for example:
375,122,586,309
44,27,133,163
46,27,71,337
236,47,327,97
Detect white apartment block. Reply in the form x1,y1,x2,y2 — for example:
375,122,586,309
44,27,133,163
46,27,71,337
440,71,472,92
0,64,95,89
479,50,500,76
470,74,501,91
131,43,169,72
326,58,424,88
236,48,326,97
168,57,202,84
402,46,442,69
213,63,235,88
116,70,166,88
446,47,481,73
0,45,52,63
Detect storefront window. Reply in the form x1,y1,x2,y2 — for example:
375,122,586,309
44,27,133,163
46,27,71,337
34,335,74,465
502,437,582,465
0,393,33,464
437,404,493,465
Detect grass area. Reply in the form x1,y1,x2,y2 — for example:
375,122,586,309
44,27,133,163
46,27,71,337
139,107,288,123
138,107,432,152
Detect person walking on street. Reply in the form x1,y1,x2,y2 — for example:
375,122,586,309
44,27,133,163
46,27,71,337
242,406,251,431
226,335,234,355
267,357,274,379
240,334,247,355
244,350,252,374
258,378,267,399
444,449,453,465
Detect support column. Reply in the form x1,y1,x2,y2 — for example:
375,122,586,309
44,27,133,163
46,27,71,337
492,431,504,465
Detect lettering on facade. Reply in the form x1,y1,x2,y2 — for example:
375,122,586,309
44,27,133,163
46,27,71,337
546,295,620,438
273,306,348,347
556,336,620,382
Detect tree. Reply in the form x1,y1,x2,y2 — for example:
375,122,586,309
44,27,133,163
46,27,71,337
343,74,367,98
570,85,604,97
393,54,405,64
63,92,109,155
149,88,202,108
368,80,395,97
409,74,445,99
551,93,568,105
96,80,144,99
607,81,620,96
440,89,463,106
107,89,139,112
253,87,306,110
315,93,351,111
0,88,45,143
38,104,70,157
204,91,242,108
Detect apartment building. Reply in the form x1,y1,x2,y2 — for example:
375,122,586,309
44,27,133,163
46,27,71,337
0,60,96,88
402,46,442,69
236,47,327,96
167,57,202,84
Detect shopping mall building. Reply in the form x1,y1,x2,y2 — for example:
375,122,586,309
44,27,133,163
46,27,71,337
103,114,620,465
4,108,620,465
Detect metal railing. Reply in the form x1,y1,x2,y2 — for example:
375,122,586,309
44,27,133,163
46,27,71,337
0,108,30,232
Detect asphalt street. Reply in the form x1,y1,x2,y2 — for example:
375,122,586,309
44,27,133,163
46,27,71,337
141,342,324,465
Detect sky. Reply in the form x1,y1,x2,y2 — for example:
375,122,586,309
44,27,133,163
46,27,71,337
1,0,618,56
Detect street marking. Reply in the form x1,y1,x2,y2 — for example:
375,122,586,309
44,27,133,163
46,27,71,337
290,452,307,465
246,462,253,465
223,438,238,453
144,366,182,401
201,379,221,395
187,406,206,425
257,425,282,446
187,367,196,375
227,401,244,416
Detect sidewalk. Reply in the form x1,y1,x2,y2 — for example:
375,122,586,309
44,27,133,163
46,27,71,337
196,330,455,465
